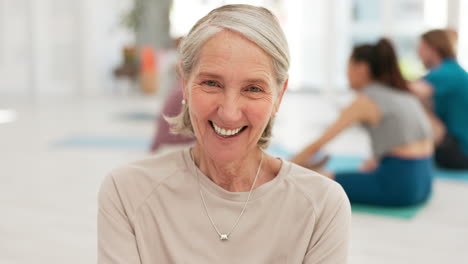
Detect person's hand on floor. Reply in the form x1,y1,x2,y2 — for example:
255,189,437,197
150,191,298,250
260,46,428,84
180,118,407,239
291,151,329,170
305,155,330,171
359,158,378,172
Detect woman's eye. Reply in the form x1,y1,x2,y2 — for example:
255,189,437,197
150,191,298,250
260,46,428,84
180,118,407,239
203,80,219,87
248,86,262,92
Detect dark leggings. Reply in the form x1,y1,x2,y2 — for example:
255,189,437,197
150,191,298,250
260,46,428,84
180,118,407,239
335,156,432,206
435,133,468,169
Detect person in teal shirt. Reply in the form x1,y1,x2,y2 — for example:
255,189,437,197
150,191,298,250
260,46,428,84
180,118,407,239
412,29,468,169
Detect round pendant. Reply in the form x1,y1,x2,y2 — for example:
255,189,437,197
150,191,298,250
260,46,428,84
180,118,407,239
220,234,228,241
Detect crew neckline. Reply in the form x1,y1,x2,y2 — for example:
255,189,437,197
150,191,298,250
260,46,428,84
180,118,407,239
181,148,290,202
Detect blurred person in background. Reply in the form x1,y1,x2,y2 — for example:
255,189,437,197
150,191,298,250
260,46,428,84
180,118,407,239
149,79,195,152
150,37,195,153
292,39,433,206
445,28,458,54
98,4,350,263
410,29,468,169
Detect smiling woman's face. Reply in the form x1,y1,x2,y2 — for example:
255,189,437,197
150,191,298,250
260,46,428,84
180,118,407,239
184,30,282,162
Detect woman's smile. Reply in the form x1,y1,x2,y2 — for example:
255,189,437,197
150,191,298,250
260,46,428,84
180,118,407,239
209,120,248,138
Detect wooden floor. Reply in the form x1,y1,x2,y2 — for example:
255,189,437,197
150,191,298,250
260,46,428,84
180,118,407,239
1,93,467,263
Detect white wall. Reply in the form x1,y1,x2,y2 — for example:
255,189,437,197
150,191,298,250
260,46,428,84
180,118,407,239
457,0,468,69
283,0,353,91
0,0,134,99
0,0,31,97
1,0,465,98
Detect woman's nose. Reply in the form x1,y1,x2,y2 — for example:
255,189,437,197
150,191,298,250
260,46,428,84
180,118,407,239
218,93,242,122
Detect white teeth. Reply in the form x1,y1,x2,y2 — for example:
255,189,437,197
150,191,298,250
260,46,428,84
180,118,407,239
212,122,244,137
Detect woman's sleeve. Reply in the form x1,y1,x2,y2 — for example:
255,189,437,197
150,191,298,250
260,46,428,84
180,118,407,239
98,174,142,264
303,184,352,264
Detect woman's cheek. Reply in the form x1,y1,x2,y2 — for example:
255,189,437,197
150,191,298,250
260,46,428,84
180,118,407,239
248,100,274,123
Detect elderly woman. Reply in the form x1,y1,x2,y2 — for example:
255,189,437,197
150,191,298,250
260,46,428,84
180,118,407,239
98,4,350,263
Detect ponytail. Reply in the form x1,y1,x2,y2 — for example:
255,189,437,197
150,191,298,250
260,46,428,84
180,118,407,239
351,38,409,92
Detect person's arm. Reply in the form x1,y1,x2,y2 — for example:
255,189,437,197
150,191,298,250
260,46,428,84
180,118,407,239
408,80,434,100
291,95,379,167
408,79,446,143
303,183,351,264
98,174,142,264
415,67,453,99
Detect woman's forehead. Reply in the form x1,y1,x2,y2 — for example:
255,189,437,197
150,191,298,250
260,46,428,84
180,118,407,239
193,31,274,82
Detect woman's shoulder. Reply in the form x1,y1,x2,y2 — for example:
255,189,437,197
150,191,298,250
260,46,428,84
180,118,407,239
365,82,401,95
365,83,418,104
282,161,349,212
99,149,189,213
111,149,186,184
361,83,395,103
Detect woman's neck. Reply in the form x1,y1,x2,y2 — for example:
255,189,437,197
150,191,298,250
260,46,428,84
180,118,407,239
192,145,265,192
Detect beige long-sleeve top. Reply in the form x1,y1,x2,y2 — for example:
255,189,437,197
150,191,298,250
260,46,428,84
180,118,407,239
98,149,351,263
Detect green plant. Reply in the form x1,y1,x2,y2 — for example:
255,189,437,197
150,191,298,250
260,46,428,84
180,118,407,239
120,0,145,33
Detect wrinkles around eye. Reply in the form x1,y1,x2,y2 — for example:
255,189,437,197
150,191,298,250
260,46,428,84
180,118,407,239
202,80,221,87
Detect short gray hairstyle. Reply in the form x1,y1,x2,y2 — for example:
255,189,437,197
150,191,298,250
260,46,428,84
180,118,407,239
166,4,290,148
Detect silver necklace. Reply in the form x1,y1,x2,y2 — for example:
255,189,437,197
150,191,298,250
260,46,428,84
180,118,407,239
191,150,264,241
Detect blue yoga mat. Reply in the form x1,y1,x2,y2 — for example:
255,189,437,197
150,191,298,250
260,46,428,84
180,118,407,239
266,144,293,159
267,144,468,181
434,168,468,181
266,144,437,219
52,136,150,150
350,203,425,219
325,155,363,172
324,155,468,182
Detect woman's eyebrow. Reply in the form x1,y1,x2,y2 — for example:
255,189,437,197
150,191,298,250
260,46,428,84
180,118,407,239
196,72,270,86
196,72,223,80
242,78,269,86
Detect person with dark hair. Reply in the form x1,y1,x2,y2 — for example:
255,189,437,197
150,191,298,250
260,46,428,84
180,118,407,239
292,38,433,206
410,29,468,169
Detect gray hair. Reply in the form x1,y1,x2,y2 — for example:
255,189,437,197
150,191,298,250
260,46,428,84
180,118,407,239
166,4,290,148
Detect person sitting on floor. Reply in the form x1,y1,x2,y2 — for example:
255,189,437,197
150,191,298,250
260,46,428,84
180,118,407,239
410,29,468,169
291,38,433,206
